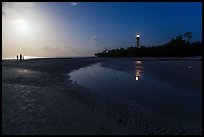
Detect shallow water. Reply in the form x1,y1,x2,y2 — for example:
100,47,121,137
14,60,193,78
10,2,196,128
69,60,202,125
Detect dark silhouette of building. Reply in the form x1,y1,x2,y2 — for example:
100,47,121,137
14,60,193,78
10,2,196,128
136,34,140,48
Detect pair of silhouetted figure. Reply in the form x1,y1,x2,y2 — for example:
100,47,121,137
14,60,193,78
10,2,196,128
16,54,24,61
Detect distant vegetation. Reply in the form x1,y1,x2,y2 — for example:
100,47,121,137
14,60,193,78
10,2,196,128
95,32,202,57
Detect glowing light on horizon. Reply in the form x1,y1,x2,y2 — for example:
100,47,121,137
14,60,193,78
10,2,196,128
137,34,140,38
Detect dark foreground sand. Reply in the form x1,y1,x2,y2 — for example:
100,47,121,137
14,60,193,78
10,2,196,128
2,57,202,135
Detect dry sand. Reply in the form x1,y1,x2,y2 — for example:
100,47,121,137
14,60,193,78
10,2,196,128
2,57,202,135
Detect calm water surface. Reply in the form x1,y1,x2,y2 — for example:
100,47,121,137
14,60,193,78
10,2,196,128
69,60,202,125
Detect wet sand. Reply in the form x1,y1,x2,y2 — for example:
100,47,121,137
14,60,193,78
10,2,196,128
2,57,202,135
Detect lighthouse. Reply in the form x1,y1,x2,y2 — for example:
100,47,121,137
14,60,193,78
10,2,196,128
136,34,140,48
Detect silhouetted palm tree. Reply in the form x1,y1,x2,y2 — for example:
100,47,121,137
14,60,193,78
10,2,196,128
183,32,192,43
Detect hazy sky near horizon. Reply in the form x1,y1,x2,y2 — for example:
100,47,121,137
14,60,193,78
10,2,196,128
2,2,202,57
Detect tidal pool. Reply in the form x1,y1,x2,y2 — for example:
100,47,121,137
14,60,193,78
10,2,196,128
69,60,202,126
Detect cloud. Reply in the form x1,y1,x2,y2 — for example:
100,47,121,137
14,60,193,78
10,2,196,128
70,2,78,6
90,35,98,42
2,2,35,23
88,35,105,53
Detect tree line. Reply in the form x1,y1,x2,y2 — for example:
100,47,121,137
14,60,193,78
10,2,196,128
95,32,202,57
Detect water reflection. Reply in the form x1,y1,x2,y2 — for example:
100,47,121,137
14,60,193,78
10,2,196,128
69,60,202,126
135,61,143,81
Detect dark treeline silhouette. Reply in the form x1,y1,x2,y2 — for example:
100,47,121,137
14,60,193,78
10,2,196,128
95,32,202,57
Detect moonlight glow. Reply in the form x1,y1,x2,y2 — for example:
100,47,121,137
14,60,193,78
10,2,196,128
14,19,30,32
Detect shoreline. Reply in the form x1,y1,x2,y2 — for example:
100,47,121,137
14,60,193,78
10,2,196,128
2,56,202,61
97,56,202,61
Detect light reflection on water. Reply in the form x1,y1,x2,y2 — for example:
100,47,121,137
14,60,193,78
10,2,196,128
135,61,142,81
69,60,202,125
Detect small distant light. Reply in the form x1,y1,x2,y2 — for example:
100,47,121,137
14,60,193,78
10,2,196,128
135,76,139,81
188,66,192,69
137,34,140,38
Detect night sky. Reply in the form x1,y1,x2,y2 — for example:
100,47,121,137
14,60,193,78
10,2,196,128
2,2,202,57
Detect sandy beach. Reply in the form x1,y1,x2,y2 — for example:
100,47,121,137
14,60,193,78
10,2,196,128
2,57,202,135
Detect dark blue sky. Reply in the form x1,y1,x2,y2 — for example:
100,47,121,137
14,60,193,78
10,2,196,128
2,2,202,57
46,2,202,47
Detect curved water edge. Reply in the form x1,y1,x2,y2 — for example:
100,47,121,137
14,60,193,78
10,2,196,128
69,60,202,127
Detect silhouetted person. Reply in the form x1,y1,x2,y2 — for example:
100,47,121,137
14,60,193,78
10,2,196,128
17,55,19,61
20,54,22,61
